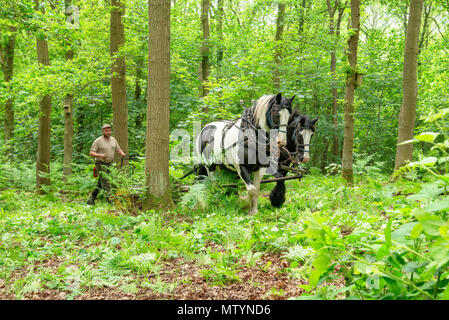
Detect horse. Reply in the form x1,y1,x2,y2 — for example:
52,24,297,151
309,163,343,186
269,109,318,207
194,93,294,215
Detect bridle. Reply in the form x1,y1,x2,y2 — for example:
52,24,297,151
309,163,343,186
280,116,312,164
266,102,288,133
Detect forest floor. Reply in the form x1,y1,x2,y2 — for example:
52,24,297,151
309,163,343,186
0,172,421,300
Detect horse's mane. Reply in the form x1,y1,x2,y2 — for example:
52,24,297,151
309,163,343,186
290,109,302,119
247,94,275,130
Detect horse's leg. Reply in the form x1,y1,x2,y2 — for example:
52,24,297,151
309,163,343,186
237,165,258,214
250,168,266,215
270,170,286,208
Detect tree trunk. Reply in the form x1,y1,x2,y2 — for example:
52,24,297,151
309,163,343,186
273,3,286,91
144,0,174,211
217,0,224,68
394,0,424,170
35,1,52,191
341,0,360,184
63,0,74,180
0,26,16,159
200,0,210,100
297,0,307,37
63,90,74,179
110,0,129,162
418,0,432,55
327,1,345,162
135,54,143,101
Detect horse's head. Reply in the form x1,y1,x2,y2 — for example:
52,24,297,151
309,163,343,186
286,110,318,164
265,93,294,148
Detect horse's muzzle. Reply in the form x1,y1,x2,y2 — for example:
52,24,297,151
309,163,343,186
276,137,287,149
300,154,310,164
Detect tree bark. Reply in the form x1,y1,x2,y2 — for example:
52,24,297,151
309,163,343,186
144,0,174,211
110,0,129,162
0,26,16,159
297,0,307,37
63,87,74,179
418,0,432,55
341,0,360,184
216,0,224,68
63,0,74,180
135,53,143,101
200,0,210,99
394,0,424,171
35,0,52,191
327,0,345,162
273,3,286,91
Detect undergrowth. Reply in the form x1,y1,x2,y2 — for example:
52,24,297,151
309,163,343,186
1,109,448,299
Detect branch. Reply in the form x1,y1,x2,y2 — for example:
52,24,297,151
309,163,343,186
73,77,109,96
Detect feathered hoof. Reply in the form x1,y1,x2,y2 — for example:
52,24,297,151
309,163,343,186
269,190,285,208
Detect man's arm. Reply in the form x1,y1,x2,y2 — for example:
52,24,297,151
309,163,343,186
90,150,107,159
117,147,126,158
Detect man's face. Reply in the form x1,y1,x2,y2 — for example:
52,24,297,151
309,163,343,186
102,127,111,138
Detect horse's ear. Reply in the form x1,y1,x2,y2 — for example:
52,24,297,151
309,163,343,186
300,116,306,126
275,93,282,104
312,117,319,126
290,95,295,103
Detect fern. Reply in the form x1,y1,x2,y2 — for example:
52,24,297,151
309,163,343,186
282,244,314,262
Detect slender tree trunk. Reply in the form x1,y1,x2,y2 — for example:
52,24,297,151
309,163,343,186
394,0,424,170
0,26,16,159
144,0,174,211
297,0,307,37
35,0,52,191
63,0,74,180
273,3,286,91
341,0,360,184
200,0,210,100
418,0,432,55
110,0,128,162
135,54,143,101
63,92,74,179
327,0,344,162
217,0,224,69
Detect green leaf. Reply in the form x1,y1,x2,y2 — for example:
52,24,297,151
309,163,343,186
419,157,438,167
402,261,420,273
415,211,445,237
410,223,423,239
429,243,449,270
375,244,390,260
391,222,417,242
440,285,449,299
397,139,417,146
383,277,402,295
425,197,449,213
415,132,439,143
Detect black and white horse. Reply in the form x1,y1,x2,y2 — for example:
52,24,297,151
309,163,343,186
194,93,294,215
269,110,318,207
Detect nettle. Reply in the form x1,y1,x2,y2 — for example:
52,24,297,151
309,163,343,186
298,109,449,300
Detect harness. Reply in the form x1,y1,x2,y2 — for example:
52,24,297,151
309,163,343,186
200,98,290,167
280,117,311,165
